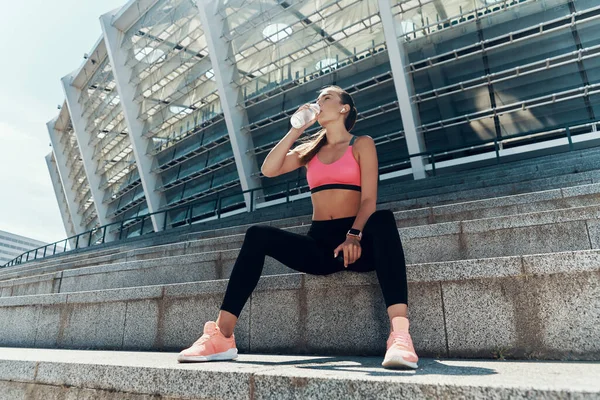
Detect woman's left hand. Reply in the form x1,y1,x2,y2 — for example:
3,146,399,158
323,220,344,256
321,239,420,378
334,237,362,268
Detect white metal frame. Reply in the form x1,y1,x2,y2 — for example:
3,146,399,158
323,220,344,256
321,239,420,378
195,0,264,211
100,8,167,232
379,0,427,179
47,118,89,245
62,72,118,241
45,153,78,248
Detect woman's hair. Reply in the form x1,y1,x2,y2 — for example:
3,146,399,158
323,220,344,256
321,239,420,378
292,85,357,165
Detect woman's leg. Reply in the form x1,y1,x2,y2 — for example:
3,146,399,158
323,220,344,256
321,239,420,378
350,209,417,368
178,224,343,362
348,209,409,330
218,224,342,335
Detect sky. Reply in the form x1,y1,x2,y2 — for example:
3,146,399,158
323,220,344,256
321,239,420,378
0,0,130,245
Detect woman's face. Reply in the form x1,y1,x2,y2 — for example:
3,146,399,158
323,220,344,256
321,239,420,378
316,91,347,125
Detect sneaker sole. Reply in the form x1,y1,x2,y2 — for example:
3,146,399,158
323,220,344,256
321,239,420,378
177,348,238,363
381,355,418,369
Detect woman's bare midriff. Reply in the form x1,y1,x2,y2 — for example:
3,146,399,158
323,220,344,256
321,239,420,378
310,189,361,220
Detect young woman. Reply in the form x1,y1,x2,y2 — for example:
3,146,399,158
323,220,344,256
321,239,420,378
178,85,418,369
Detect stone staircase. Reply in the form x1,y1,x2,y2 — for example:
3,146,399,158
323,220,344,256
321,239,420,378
1,348,599,400
1,147,599,399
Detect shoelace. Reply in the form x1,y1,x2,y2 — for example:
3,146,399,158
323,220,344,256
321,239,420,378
194,330,218,346
391,331,413,350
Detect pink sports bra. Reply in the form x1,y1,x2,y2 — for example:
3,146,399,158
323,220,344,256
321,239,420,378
306,135,361,194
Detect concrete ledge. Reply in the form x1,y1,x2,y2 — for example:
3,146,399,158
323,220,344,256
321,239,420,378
3,156,600,279
2,197,600,296
381,168,600,208
0,195,600,297
1,247,123,275
0,349,599,400
2,173,600,285
0,250,598,360
401,204,600,263
0,272,60,297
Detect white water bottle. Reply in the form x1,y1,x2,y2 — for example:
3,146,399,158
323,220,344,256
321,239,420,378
291,103,320,129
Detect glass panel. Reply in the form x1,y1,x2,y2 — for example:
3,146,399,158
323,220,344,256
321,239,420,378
577,18,600,48
498,97,591,136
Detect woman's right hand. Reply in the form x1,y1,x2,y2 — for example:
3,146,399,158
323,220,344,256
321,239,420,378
293,103,319,131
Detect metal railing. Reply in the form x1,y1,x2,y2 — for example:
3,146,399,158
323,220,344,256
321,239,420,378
3,118,598,268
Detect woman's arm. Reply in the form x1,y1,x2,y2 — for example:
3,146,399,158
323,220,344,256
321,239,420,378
261,127,305,177
262,104,320,177
350,135,378,232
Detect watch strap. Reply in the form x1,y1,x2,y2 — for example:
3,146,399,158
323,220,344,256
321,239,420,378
346,229,362,239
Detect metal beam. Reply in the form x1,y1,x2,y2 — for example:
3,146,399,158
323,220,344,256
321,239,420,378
100,11,167,231
45,153,78,248
195,0,264,211
378,0,427,179
62,73,118,242
47,119,90,243
112,0,161,32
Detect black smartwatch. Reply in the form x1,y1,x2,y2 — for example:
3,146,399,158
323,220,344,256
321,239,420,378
346,228,362,240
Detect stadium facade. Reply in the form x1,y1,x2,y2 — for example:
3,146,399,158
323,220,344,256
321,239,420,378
40,0,599,260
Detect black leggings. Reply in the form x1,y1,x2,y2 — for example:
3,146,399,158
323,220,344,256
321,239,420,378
220,209,408,318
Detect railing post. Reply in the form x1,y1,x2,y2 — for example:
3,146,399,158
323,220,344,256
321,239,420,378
75,234,80,249
494,138,500,163
43,246,47,258
286,181,290,203
102,226,107,244
140,216,146,235
53,242,57,255
566,126,573,151
163,210,168,231
429,154,436,176
26,252,30,262
63,239,67,252
216,193,221,219
88,229,94,247
118,219,125,240
34,249,38,260
250,189,254,212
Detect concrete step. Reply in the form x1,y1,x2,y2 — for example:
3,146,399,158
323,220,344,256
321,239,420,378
5,152,599,275
379,145,600,192
414,152,600,191
401,202,600,263
389,181,600,227
2,197,600,293
379,163,600,205
383,144,600,190
1,348,598,400
0,245,125,276
0,249,597,360
3,177,600,285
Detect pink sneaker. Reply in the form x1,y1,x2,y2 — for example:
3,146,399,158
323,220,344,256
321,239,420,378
382,316,419,369
177,321,238,363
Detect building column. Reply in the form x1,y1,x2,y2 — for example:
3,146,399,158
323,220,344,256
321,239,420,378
378,0,427,179
62,74,118,241
45,152,78,248
195,0,263,210
100,12,167,232
46,119,89,244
